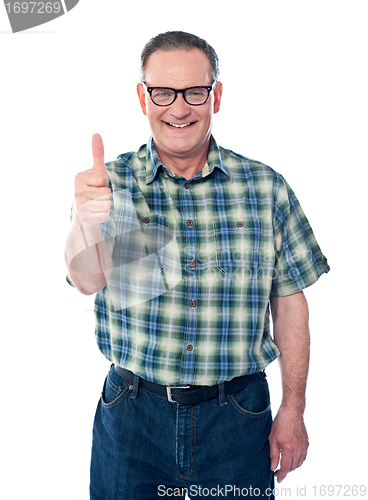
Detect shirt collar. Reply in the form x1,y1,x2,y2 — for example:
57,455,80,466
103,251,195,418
144,136,233,184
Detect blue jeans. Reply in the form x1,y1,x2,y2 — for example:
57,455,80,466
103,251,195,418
90,365,274,500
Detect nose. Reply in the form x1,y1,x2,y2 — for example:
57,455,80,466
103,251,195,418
169,92,191,119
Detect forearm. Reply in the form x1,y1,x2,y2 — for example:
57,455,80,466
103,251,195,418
64,215,113,295
271,291,310,414
269,291,310,481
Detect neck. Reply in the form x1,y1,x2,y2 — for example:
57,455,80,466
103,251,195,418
155,143,210,180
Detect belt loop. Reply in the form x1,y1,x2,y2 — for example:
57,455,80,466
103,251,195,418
218,382,227,407
130,374,139,399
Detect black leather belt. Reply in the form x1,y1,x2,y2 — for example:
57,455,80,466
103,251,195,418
114,365,258,405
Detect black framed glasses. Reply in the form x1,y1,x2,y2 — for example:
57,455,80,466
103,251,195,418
143,84,213,106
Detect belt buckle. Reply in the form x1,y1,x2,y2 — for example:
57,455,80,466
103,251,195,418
166,385,190,403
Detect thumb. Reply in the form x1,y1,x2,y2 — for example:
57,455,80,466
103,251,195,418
92,133,106,172
269,438,280,471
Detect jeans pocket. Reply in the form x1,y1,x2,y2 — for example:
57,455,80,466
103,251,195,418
227,373,271,417
101,367,131,409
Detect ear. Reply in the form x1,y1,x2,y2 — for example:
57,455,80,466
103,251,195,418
213,81,223,114
137,83,147,116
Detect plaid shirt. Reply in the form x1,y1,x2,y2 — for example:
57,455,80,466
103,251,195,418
91,136,329,386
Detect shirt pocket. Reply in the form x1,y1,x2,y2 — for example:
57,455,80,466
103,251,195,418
114,214,171,273
109,213,182,310
214,215,262,281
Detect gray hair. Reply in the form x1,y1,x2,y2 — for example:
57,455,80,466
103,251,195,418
140,31,219,83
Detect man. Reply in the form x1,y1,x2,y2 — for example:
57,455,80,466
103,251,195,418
65,31,330,499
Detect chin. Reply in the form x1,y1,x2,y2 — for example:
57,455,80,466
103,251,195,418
164,139,195,155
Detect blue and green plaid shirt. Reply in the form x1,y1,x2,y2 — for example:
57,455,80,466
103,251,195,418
91,136,329,386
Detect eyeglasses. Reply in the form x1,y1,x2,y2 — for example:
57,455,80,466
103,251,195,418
143,84,213,106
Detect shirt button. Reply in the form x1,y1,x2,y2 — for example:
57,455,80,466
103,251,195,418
184,183,190,189
189,300,196,307
187,219,193,226
187,344,193,351
189,261,196,268
143,217,150,224
237,221,244,227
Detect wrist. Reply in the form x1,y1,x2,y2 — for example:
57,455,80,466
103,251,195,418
72,211,104,246
279,396,306,416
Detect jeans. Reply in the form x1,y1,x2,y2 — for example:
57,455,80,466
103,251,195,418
90,365,274,500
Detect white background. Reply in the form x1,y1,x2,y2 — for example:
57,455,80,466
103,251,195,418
1,1,367,498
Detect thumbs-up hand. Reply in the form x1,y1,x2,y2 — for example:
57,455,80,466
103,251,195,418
74,134,112,227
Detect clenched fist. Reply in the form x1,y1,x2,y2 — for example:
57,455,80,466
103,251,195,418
74,133,112,227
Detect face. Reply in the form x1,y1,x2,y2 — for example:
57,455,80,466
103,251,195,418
137,49,223,167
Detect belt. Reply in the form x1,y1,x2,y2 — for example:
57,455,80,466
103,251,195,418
114,365,258,405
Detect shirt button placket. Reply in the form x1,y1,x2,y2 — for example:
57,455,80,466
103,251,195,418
182,181,197,375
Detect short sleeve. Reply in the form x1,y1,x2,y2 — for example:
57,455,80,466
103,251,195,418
270,176,330,297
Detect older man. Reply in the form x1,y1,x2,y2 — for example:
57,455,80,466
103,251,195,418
65,31,329,499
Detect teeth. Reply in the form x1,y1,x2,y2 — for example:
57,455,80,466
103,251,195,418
169,123,192,128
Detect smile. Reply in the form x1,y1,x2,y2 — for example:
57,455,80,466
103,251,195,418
166,122,195,128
